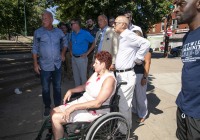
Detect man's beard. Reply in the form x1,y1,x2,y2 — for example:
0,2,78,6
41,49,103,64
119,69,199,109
88,24,93,28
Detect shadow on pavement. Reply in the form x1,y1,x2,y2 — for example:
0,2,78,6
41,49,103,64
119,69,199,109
147,74,163,117
131,74,163,137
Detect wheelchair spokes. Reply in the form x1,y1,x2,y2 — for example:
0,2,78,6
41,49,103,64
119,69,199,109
85,113,130,140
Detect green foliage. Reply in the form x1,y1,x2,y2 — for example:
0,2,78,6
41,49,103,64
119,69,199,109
0,0,174,39
0,0,49,38
54,0,173,33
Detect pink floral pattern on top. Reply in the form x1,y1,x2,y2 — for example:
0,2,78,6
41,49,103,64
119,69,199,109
86,81,90,86
59,72,117,123
96,77,100,82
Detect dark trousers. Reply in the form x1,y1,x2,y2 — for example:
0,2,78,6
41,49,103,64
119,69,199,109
176,107,200,140
40,67,61,109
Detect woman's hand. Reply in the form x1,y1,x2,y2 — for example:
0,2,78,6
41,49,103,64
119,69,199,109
62,110,70,122
63,90,72,104
62,106,75,122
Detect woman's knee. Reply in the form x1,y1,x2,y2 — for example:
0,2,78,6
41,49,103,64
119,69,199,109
51,108,60,122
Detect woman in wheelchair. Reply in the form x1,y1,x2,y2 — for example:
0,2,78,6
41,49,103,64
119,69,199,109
51,51,117,140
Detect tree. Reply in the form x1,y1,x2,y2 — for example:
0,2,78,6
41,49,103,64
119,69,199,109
53,0,173,33
0,0,49,39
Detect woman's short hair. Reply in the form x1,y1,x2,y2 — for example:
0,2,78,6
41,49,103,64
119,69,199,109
96,51,112,69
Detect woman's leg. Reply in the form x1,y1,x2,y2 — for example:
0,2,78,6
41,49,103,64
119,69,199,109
51,107,67,140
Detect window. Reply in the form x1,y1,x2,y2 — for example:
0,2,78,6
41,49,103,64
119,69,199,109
161,22,165,31
172,19,178,29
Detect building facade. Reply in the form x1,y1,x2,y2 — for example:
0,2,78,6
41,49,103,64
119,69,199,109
147,12,188,50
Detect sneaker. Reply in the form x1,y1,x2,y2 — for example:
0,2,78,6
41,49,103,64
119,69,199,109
44,108,51,117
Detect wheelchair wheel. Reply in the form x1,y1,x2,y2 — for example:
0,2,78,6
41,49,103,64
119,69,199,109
35,116,53,140
85,112,130,140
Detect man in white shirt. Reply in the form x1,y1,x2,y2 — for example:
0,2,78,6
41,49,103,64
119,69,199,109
113,15,150,133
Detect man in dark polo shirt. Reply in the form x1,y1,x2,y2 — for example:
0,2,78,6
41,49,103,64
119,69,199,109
70,19,95,86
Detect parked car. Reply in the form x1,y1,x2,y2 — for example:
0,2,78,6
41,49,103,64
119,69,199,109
160,46,164,52
170,46,182,57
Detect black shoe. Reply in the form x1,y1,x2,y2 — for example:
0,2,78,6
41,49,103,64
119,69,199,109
44,108,51,117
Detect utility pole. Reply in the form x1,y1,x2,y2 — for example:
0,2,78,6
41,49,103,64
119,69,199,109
163,14,172,57
164,4,174,58
23,0,27,36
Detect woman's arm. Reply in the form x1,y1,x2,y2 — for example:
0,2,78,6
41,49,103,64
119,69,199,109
63,84,86,104
65,76,116,115
141,52,151,86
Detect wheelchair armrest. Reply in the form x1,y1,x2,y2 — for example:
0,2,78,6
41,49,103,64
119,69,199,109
66,92,84,103
117,81,127,87
87,104,117,111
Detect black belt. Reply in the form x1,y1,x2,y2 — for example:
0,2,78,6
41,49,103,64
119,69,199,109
115,67,134,73
73,54,81,58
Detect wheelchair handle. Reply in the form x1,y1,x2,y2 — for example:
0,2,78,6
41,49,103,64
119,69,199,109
117,81,127,87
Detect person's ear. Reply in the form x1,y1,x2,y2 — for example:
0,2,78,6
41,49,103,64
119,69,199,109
102,62,106,68
197,0,200,11
122,23,128,29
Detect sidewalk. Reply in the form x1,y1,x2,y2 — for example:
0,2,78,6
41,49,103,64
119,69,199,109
0,54,183,140
132,56,182,140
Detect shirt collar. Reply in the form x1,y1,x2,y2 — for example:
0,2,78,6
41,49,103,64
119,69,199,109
119,29,129,38
72,29,83,35
42,26,55,31
101,26,108,33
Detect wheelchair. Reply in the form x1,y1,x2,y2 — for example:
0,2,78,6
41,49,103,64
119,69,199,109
35,82,130,140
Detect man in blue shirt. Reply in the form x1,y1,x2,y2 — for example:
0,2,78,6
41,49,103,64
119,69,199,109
174,0,200,139
32,10,68,116
70,19,95,86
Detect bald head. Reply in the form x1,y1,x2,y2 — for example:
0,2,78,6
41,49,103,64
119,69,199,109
114,16,129,34
116,16,129,27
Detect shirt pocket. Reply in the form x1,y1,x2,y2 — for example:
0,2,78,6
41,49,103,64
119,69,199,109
40,34,49,43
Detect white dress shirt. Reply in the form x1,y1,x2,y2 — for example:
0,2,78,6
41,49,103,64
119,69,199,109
115,29,150,70
129,23,143,35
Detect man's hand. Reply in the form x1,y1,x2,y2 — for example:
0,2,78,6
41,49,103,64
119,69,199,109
34,63,41,74
61,55,65,62
81,53,88,58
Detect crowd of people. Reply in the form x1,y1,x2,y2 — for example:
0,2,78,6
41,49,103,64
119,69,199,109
32,0,200,139
32,10,153,140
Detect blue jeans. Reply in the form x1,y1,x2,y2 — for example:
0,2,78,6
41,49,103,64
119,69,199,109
40,66,61,108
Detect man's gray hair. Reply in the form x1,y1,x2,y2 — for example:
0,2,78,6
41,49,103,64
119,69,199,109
42,10,53,19
99,14,108,22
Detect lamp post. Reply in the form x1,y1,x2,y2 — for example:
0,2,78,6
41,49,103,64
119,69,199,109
164,4,174,58
23,0,27,36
